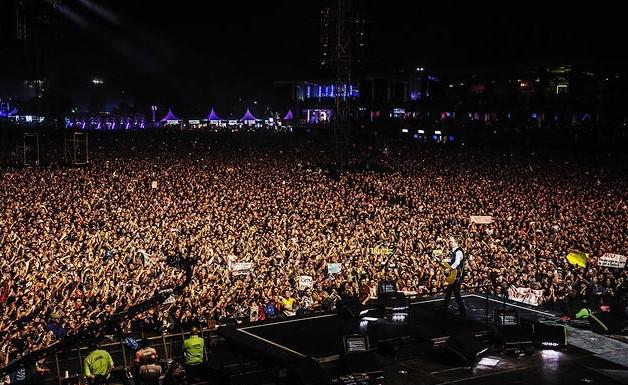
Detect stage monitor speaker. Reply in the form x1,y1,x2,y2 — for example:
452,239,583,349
442,333,488,367
496,325,533,351
378,280,397,297
494,309,520,326
531,321,567,347
286,358,328,385
341,335,380,375
521,319,567,348
379,292,409,311
343,334,369,354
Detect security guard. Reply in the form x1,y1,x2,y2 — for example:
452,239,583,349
183,327,205,366
84,341,114,385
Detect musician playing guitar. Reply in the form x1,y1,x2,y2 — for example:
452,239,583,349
442,236,466,316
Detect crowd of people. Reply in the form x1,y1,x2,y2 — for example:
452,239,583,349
0,131,626,366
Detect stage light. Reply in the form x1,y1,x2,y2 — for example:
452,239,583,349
92,78,104,85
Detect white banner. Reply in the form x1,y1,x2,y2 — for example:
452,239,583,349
151,181,158,189
508,286,544,306
230,262,253,275
327,263,342,275
298,275,313,290
470,215,493,224
598,253,627,269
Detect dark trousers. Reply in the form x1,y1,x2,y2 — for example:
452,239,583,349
443,279,465,316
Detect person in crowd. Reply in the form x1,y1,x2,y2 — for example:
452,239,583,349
84,341,114,385
161,361,186,385
136,356,162,385
279,290,296,316
46,312,67,341
135,339,158,367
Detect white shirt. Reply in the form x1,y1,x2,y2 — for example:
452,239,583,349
450,249,464,269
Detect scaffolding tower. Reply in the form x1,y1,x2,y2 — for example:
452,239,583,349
64,132,89,165
22,132,40,166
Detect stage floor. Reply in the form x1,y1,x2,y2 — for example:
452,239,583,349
218,293,628,385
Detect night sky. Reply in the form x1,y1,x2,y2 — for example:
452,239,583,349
1,1,626,114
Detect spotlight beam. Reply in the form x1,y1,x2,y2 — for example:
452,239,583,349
75,0,120,25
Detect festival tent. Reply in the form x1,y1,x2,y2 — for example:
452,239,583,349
239,108,258,124
283,110,294,121
160,109,180,125
207,108,223,121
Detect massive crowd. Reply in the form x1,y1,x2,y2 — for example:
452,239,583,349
0,132,626,363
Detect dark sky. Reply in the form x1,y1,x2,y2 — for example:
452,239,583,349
1,0,626,113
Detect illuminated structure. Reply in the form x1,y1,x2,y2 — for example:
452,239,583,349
65,113,146,130
240,109,258,125
295,82,359,101
160,109,180,126
207,108,223,122
0,101,19,117
282,110,294,121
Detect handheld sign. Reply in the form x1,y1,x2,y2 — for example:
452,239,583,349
327,263,342,275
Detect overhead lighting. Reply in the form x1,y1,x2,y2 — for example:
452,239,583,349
92,78,104,85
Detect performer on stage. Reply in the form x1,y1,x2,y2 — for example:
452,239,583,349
443,236,466,316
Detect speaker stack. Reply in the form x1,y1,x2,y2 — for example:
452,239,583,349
493,309,534,353
442,333,489,367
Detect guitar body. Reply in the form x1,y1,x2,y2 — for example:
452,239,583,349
444,268,459,285
432,251,462,285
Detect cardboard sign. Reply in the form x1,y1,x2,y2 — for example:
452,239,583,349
369,246,393,256
231,262,253,275
598,253,627,269
249,305,259,322
298,275,313,290
470,215,493,224
151,181,158,189
327,263,342,275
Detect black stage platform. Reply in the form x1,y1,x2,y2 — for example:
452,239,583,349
217,293,628,385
